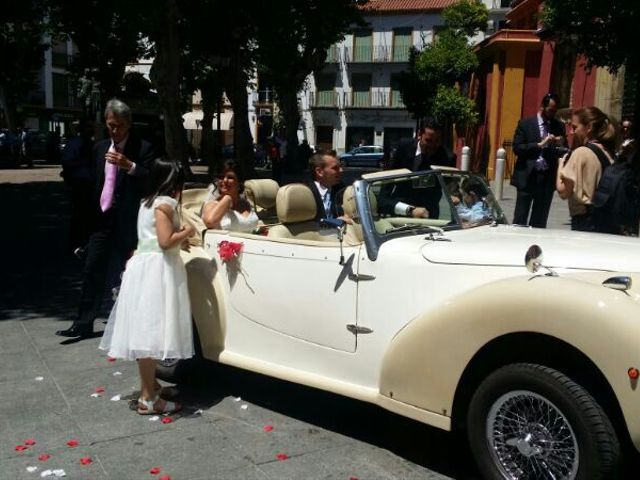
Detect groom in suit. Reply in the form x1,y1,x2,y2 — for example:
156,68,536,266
511,93,566,227
57,99,155,338
306,151,345,221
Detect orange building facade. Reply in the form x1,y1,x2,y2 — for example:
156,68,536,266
471,0,624,179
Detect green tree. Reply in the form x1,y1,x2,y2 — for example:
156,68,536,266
0,2,49,130
541,0,640,127
254,0,366,171
399,0,486,128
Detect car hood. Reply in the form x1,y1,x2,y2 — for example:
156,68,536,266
419,225,640,272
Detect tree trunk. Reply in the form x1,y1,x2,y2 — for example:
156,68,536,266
225,54,254,178
150,0,190,176
277,88,301,172
200,84,218,176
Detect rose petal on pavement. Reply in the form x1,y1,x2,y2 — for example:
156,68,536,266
80,457,92,465
113,371,122,376
107,357,116,363
110,394,121,401
27,466,38,473
51,469,66,477
233,396,241,402
149,467,162,475
15,445,28,452
24,439,37,446
89,393,100,398
38,454,51,461
161,417,173,424
40,469,52,478
263,425,274,432
240,404,248,410
35,376,44,381
275,453,289,461
194,409,203,415
66,439,79,447
159,476,171,480
148,415,160,422
94,387,105,394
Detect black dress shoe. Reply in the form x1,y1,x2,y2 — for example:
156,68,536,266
56,325,93,338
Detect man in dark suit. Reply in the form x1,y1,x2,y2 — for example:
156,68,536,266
389,118,457,171
306,151,345,221
56,99,155,338
511,93,566,227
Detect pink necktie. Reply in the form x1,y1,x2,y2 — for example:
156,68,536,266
100,143,118,212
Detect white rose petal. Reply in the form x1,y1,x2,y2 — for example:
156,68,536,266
110,394,121,401
52,469,66,477
240,404,248,410
90,393,100,398
112,371,122,376
35,376,44,381
40,470,52,478
194,409,203,415
27,466,38,473
234,396,241,402
148,415,160,422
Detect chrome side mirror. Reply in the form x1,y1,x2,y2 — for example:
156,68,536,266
525,244,543,274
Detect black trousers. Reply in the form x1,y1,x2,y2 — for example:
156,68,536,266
571,211,596,232
513,171,555,228
75,215,130,327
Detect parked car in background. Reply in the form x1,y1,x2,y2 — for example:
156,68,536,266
339,145,385,168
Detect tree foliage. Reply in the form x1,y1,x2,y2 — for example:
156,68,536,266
541,0,640,73
399,0,486,127
0,2,49,129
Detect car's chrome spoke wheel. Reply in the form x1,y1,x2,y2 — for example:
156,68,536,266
487,390,579,479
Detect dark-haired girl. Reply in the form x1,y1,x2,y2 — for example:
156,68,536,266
100,158,194,415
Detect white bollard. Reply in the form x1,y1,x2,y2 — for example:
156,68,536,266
460,145,470,171
495,148,506,200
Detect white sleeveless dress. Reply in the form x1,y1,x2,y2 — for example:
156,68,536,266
99,196,194,361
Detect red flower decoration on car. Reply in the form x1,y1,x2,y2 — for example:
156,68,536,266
38,454,51,461
15,445,28,452
161,417,173,424
150,467,162,475
217,241,243,262
66,439,79,447
275,453,289,461
24,439,36,446
80,457,92,465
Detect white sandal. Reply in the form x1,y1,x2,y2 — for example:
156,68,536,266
137,395,181,415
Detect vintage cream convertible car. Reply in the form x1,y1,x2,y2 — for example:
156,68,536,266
181,168,640,479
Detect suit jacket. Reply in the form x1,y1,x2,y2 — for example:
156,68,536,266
389,138,457,171
305,180,345,222
511,115,566,189
92,133,155,251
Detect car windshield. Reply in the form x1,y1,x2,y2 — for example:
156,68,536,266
365,171,507,236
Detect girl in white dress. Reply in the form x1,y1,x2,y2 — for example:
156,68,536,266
201,159,259,232
100,158,195,415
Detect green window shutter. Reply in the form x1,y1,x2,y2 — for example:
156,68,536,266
354,29,372,62
393,28,412,62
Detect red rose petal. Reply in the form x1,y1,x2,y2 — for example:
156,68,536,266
263,425,274,432
149,467,162,475
80,456,92,465
24,439,36,446
94,386,105,394
349,477,360,480
107,357,116,363
15,445,28,452
66,439,79,447
161,417,173,424
275,453,289,461
159,476,171,480
38,453,51,461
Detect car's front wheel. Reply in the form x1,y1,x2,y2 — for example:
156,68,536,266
468,363,619,480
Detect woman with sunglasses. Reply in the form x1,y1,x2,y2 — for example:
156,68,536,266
201,159,259,232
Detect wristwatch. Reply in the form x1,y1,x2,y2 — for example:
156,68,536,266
406,206,416,216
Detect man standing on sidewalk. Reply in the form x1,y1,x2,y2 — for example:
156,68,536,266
56,99,154,339
511,93,566,227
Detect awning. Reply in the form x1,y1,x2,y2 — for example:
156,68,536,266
182,110,234,130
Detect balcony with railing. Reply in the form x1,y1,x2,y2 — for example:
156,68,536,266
342,90,406,109
308,90,340,108
340,45,411,63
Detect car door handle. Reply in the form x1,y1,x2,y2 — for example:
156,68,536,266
348,273,376,281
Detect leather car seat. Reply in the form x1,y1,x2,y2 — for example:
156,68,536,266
244,179,279,224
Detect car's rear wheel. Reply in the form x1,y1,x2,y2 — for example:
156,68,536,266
468,363,619,479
